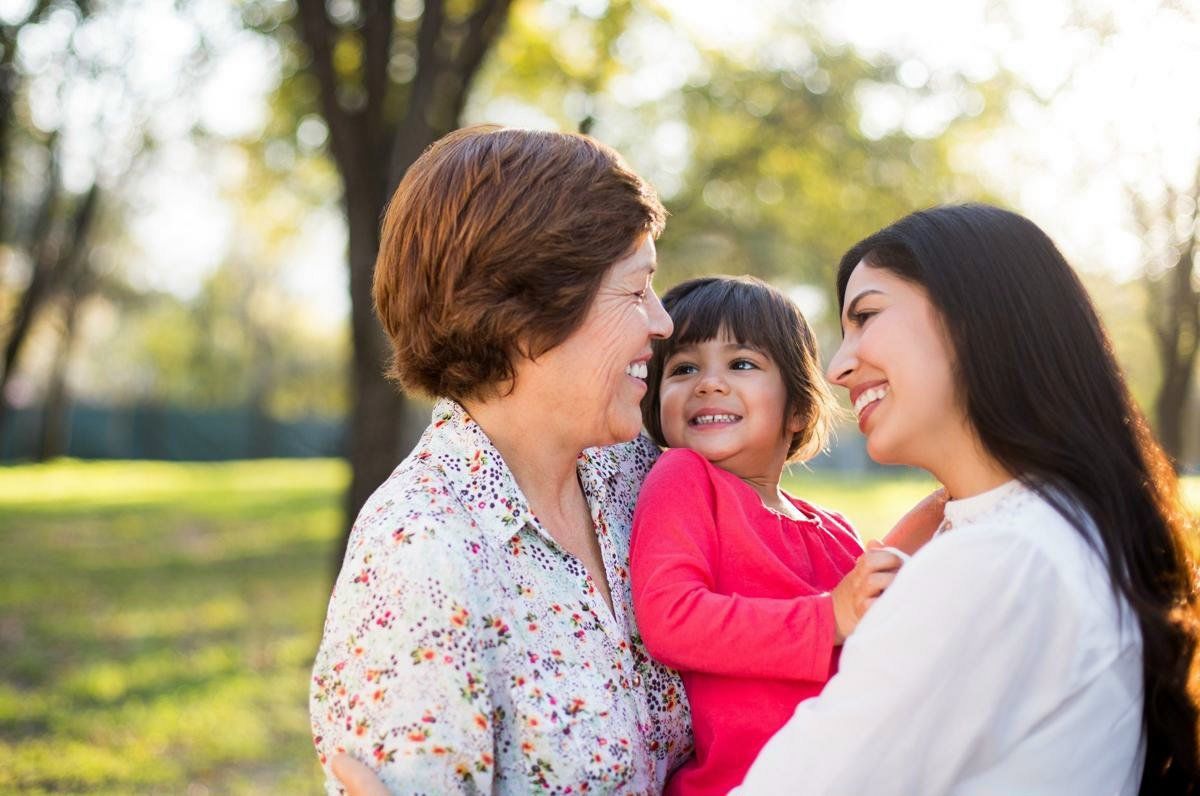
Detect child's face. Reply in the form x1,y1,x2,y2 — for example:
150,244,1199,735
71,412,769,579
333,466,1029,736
658,328,800,479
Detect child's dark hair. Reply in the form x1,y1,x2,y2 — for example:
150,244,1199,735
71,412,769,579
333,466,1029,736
641,276,839,462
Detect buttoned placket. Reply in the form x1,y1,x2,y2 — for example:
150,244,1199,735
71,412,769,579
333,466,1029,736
577,453,651,737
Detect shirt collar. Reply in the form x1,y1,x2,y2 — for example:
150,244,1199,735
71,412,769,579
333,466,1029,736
938,478,1025,535
421,398,620,547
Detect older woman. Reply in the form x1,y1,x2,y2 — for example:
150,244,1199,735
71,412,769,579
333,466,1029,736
309,126,691,793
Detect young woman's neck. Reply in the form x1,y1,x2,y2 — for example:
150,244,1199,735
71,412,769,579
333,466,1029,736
926,430,1013,501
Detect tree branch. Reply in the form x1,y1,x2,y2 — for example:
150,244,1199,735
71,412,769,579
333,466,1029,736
452,0,514,90
387,0,447,187
294,0,356,175
361,0,394,161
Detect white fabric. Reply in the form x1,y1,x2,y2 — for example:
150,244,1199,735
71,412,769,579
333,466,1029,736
733,480,1144,796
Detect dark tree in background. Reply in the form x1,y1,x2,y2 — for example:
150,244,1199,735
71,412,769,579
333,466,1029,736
0,0,103,445
1132,170,1200,468
289,0,514,567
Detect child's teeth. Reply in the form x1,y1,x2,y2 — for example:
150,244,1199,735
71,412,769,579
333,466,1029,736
693,414,739,425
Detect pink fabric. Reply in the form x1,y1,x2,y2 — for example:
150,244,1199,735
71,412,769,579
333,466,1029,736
631,448,864,796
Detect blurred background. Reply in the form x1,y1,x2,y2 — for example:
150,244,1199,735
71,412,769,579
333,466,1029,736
1,0,1198,792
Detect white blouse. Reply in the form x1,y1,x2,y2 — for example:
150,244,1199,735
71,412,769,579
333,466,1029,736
310,400,692,794
734,480,1144,795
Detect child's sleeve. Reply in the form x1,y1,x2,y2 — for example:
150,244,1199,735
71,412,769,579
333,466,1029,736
630,450,838,683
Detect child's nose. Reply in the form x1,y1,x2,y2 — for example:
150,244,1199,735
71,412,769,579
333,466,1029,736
696,372,729,394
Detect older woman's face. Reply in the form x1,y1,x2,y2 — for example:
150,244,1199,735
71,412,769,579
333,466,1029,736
532,235,673,448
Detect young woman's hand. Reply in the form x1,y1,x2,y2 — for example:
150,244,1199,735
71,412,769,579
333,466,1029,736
883,487,948,555
331,754,390,796
830,543,906,643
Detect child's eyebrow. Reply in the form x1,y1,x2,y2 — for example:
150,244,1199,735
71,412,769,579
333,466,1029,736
722,341,767,354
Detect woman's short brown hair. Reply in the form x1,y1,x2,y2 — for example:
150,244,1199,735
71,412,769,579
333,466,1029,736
641,276,841,462
373,125,666,401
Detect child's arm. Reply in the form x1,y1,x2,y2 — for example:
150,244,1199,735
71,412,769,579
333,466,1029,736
630,453,888,682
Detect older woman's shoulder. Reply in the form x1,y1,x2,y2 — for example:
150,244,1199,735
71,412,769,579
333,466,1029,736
341,451,484,565
605,433,662,477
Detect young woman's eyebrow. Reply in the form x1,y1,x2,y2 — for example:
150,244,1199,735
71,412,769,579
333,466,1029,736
844,289,885,320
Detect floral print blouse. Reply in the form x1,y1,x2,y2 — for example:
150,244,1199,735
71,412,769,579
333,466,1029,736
310,399,692,794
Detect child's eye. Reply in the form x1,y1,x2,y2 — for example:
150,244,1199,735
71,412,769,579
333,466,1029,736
668,362,697,377
731,358,758,371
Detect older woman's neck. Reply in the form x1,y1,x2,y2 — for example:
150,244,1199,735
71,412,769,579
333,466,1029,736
461,395,588,507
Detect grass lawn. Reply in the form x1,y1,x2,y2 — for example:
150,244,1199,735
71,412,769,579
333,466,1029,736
0,459,347,795
0,459,1196,793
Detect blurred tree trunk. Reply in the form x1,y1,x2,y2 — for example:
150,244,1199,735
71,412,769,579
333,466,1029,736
293,0,514,571
39,283,85,460
1134,174,1200,469
0,156,99,437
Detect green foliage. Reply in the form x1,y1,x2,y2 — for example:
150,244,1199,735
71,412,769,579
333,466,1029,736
0,459,1196,791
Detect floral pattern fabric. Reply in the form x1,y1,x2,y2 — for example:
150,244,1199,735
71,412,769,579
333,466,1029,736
310,399,692,794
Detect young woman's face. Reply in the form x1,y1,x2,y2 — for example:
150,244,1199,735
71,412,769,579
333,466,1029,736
825,261,967,470
658,328,800,479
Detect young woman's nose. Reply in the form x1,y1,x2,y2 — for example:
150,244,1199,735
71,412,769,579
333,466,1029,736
826,337,857,387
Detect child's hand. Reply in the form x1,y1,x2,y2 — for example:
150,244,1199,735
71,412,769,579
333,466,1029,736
831,542,906,643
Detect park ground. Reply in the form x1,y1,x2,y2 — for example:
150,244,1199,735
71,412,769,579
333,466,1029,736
0,459,1197,794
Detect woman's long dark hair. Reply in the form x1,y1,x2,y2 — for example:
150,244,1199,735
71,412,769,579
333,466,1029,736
836,203,1200,793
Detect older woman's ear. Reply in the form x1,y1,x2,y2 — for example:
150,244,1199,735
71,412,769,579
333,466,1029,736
330,754,390,796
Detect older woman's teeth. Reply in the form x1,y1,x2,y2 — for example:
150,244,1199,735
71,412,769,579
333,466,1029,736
625,362,648,379
691,414,740,425
854,385,890,418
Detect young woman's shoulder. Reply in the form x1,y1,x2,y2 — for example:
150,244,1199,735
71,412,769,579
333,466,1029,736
922,483,1130,629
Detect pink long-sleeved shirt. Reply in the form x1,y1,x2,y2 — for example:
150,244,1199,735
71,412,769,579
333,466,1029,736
630,448,863,796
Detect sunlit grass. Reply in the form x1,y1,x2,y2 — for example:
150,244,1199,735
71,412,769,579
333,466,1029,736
0,459,1195,793
0,459,347,794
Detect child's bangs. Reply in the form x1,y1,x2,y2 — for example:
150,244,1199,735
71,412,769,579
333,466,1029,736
667,281,774,354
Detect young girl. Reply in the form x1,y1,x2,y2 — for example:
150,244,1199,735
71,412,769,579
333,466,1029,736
629,276,920,796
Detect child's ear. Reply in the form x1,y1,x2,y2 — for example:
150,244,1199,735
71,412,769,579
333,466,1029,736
786,407,804,434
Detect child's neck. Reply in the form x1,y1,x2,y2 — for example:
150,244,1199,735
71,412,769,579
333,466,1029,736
736,469,804,521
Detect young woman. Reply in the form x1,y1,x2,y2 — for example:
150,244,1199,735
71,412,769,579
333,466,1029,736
736,204,1200,794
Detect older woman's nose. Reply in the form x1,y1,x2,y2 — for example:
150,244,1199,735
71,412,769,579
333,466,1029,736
648,288,673,340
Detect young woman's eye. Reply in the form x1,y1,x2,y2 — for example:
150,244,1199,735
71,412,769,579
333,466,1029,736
668,362,697,377
850,309,877,326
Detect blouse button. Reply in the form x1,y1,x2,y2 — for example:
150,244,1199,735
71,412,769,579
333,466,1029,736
631,672,642,688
